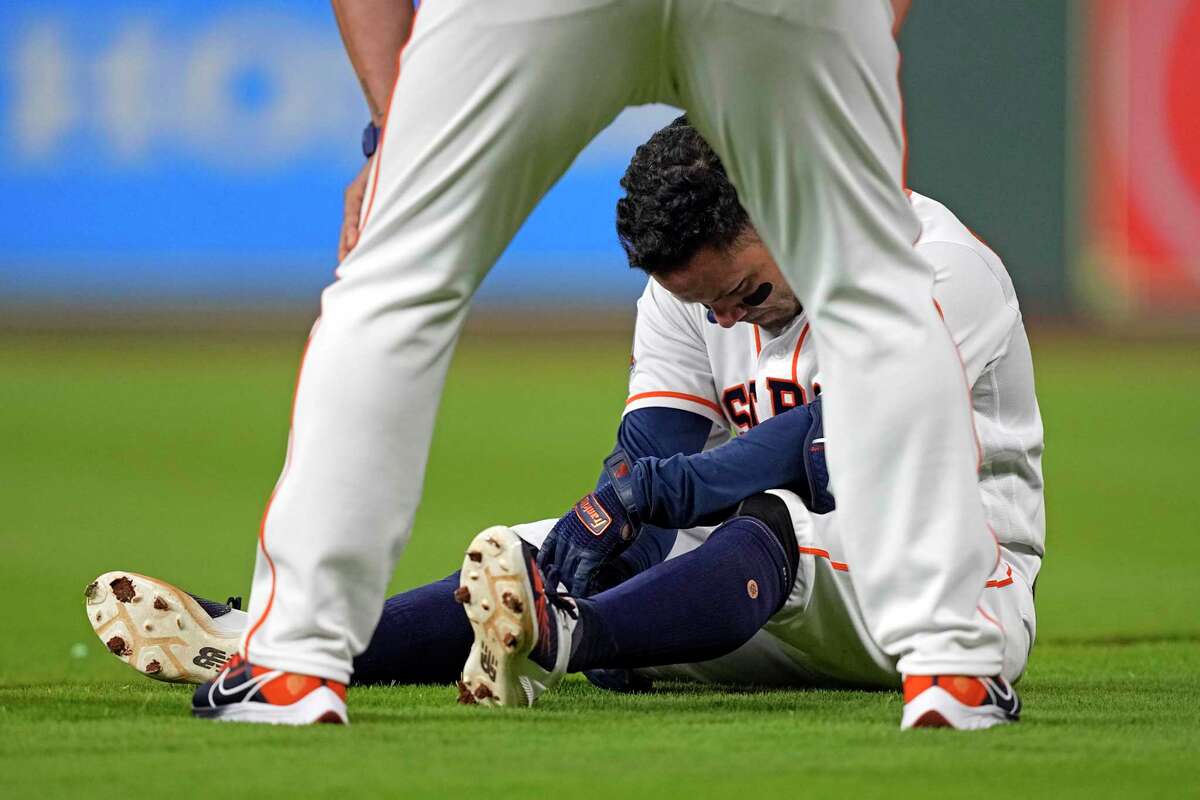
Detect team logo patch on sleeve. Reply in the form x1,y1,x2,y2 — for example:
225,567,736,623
574,493,612,536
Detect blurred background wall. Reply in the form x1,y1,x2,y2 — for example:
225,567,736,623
1,0,1197,326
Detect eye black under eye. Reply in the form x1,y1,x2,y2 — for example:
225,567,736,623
742,282,773,307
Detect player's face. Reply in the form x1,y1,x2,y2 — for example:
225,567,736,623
656,233,802,331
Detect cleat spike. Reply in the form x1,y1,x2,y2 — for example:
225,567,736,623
473,683,493,700
503,632,518,649
456,680,479,705
109,576,136,603
453,586,471,604
145,660,162,675
467,551,483,563
468,570,480,580
106,636,132,657
153,596,169,611
84,581,98,599
143,621,153,632
176,615,184,629
502,592,524,613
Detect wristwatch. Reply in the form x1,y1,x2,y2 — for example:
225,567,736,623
362,121,380,158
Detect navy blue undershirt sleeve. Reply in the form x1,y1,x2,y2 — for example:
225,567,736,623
610,406,715,465
599,407,714,575
629,404,815,530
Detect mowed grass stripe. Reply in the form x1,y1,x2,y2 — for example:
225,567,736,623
1,641,1197,797
0,330,1197,797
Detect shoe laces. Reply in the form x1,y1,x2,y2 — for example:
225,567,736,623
539,566,578,621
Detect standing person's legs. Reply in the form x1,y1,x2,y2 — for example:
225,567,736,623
240,0,656,684
674,0,1005,677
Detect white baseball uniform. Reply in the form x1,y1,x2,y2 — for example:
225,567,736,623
243,0,1008,684
514,191,1044,686
621,191,1044,686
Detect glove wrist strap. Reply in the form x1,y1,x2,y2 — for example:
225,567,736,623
602,448,640,526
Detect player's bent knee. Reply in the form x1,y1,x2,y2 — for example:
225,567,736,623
735,493,800,594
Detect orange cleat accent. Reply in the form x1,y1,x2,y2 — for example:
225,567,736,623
901,674,1020,730
903,674,988,705
193,655,349,725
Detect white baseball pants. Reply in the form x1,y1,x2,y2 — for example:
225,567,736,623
242,0,1005,683
636,491,1035,688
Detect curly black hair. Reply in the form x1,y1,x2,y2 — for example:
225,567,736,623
615,115,751,275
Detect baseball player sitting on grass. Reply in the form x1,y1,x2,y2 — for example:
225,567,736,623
87,119,1043,730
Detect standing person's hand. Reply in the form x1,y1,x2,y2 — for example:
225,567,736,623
338,160,373,262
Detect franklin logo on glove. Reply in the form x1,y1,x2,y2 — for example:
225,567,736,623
574,494,612,536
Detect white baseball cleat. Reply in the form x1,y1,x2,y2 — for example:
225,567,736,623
84,571,246,684
900,675,1021,730
454,526,575,707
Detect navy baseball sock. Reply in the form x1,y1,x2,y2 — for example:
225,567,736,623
350,572,473,685
568,496,796,672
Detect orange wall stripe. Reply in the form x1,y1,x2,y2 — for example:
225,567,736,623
626,391,723,417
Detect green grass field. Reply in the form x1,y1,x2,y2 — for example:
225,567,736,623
1,327,1198,797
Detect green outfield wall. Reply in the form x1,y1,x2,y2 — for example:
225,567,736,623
900,0,1070,314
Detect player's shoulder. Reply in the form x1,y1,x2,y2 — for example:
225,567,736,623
637,276,708,330
909,190,1019,311
910,190,990,253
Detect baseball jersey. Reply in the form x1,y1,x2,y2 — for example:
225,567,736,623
624,191,1046,582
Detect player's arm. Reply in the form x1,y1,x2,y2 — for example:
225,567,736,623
891,0,912,35
331,0,414,125
330,0,415,261
597,406,714,578
538,281,724,595
540,399,830,596
536,408,713,597
623,398,831,530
